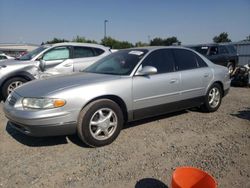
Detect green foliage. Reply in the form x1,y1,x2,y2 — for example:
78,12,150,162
72,35,97,44
213,32,231,43
46,37,69,44
101,37,134,49
244,35,250,41
150,37,180,46
135,41,149,47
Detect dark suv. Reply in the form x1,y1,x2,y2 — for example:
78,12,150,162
188,44,238,75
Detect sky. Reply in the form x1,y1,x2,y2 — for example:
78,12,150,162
0,0,249,45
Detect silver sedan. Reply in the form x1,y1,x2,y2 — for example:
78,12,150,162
4,46,231,147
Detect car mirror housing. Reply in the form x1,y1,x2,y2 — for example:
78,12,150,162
39,60,46,72
136,66,157,76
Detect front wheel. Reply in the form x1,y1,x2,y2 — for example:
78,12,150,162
2,77,27,101
201,83,222,112
77,99,124,147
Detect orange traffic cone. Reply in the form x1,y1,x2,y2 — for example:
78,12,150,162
171,167,217,188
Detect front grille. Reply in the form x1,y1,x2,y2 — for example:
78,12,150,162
8,94,17,106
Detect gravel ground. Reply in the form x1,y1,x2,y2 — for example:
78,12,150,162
0,87,249,188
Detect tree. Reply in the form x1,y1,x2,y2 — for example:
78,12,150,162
244,35,250,41
101,37,133,49
135,41,149,47
150,37,180,46
46,37,69,44
72,35,97,44
213,32,231,43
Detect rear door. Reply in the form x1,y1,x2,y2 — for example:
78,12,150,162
132,49,181,119
173,49,212,100
72,46,100,72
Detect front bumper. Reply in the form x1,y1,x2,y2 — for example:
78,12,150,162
7,121,76,137
3,94,78,137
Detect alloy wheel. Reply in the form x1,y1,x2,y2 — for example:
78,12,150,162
89,108,118,141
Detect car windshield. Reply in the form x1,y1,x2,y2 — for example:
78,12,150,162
18,46,48,61
85,49,148,75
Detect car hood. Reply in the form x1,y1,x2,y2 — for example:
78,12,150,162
0,59,35,66
14,72,121,97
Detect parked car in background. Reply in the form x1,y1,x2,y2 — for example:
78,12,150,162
4,46,230,147
188,43,238,75
0,54,15,61
0,42,111,100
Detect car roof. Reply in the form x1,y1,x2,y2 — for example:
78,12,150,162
121,46,192,52
49,42,109,49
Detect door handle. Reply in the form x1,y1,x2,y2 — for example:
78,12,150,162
170,79,178,84
204,73,209,78
63,63,72,67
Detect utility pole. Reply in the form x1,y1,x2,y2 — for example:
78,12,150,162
104,20,108,38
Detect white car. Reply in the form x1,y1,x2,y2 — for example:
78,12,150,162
0,54,15,61
0,42,111,100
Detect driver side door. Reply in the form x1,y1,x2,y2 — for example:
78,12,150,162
40,46,73,72
132,49,181,120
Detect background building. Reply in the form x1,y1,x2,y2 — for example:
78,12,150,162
0,43,39,57
234,41,250,66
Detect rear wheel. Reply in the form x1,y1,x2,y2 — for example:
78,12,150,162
201,83,222,112
77,99,124,147
2,77,28,100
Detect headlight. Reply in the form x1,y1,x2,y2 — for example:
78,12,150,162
22,98,66,109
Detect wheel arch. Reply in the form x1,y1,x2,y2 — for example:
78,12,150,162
82,95,129,123
0,71,35,88
0,71,35,100
211,81,225,97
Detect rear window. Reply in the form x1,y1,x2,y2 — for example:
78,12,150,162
73,47,95,58
94,48,105,56
226,45,237,54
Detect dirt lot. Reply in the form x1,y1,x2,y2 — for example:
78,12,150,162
0,87,249,188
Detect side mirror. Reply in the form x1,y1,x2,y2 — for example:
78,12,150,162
39,60,46,72
136,66,157,76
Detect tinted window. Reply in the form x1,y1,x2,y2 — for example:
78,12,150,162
218,46,228,54
196,54,208,67
73,47,95,58
209,46,218,55
43,47,70,61
226,45,236,53
93,48,105,56
141,49,175,73
193,46,209,55
173,49,198,71
0,55,7,60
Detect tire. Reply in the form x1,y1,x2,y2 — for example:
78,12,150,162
77,99,124,147
227,62,235,76
2,77,28,101
201,83,222,112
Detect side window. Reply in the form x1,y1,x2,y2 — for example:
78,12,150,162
209,46,218,55
218,46,228,54
93,48,105,56
195,54,208,67
73,47,95,58
0,55,7,60
193,46,208,55
141,49,175,74
43,47,69,61
173,49,198,71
